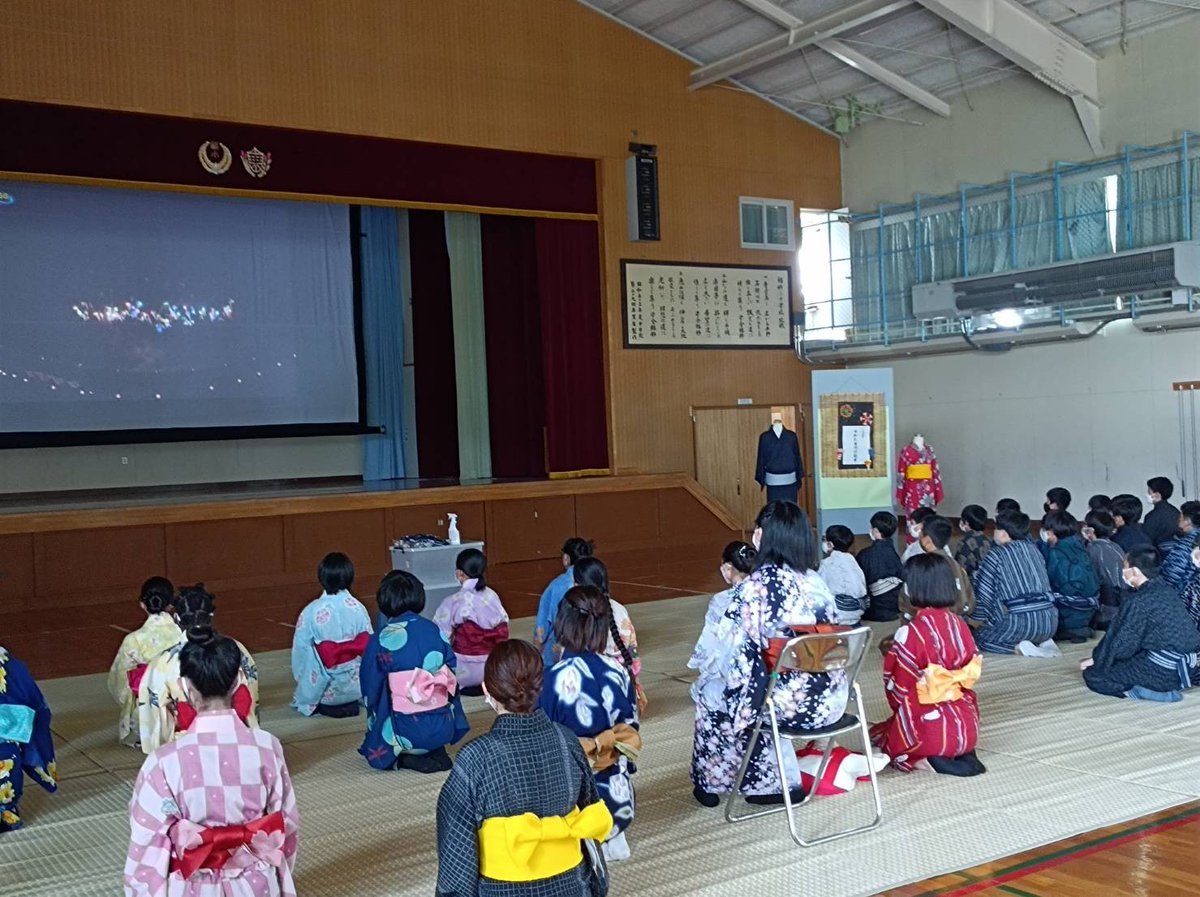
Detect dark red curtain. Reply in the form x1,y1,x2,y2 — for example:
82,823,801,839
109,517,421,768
534,219,609,475
408,210,459,479
481,216,546,479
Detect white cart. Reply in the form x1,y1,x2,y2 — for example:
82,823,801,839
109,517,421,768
389,541,485,620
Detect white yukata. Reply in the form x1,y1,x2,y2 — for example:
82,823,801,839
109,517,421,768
125,710,299,897
818,550,869,625
290,590,372,715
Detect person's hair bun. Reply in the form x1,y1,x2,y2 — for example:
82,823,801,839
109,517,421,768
185,624,217,646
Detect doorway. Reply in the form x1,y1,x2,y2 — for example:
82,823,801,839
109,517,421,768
692,403,812,532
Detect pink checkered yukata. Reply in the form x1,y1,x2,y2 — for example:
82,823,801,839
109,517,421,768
124,710,299,897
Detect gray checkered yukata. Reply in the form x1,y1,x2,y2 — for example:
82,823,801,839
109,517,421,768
435,709,602,897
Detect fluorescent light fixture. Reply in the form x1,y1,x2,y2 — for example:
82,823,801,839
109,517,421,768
991,308,1023,329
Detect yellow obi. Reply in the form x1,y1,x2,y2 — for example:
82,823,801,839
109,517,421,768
478,801,613,882
905,463,933,480
917,655,982,704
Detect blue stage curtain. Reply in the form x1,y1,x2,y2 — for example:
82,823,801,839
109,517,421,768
360,205,407,481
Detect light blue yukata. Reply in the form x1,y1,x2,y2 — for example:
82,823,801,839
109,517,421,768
290,590,373,716
536,567,576,666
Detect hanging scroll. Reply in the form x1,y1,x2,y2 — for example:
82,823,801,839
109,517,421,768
621,260,792,348
819,392,887,479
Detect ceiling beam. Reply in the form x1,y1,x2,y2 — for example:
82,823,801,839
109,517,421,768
687,0,910,90
821,38,950,116
913,0,1103,150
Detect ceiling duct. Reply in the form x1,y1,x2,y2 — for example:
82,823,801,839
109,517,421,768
911,242,1200,319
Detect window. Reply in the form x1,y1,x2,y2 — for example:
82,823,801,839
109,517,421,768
740,197,795,250
798,209,852,342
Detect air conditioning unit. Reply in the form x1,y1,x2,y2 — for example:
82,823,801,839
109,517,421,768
911,241,1200,319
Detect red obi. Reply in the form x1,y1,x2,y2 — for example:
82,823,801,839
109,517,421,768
127,663,148,697
175,685,253,733
169,811,286,879
763,624,853,671
451,620,509,657
314,631,369,669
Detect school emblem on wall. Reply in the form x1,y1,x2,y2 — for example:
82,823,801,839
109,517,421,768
197,141,232,175
240,147,272,178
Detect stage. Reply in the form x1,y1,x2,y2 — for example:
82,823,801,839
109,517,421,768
0,474,740,678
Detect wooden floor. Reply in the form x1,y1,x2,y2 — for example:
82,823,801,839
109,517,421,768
883,801,1200,897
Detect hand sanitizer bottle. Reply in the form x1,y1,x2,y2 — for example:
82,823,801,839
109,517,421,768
447,513,460,545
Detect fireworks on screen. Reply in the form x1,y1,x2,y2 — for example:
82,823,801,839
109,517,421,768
71,299,235,333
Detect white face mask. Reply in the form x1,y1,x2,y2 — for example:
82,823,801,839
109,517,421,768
752,528,762,550
1039,529,1052,543
1121,568,1138,588
1147,494,1157,506
907,523,921,538
822,541,833,555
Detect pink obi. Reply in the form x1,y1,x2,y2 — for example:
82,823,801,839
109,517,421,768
314,632,369,670
127,663,148,697
388,665,457,714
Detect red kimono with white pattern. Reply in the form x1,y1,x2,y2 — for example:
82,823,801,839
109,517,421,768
895,442,944,513
871,608,980,772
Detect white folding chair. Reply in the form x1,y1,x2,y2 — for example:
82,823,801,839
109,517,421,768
724,625,882,846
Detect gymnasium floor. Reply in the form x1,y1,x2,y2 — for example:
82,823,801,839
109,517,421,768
4,547,1200,895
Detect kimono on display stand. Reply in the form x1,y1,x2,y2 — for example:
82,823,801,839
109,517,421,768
896,434,944,543
755,413,805,504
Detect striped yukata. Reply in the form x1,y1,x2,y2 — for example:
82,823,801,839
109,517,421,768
969,540,1059,654
871,608,981,772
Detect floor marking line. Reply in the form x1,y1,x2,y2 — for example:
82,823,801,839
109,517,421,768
107,624,132,633
931,807,1200,897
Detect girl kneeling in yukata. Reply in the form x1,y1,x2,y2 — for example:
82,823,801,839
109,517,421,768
137,585,259,756
0,646,57,833
360,570,470,773
125,629,299,897
540,585,640,863
871,554,985,777
290,552,372,718
107,577,181,748
433,548,510,695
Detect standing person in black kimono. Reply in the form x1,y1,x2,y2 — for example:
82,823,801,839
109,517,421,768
435,639,611,897
755,413,804,504
1081,546,1200,703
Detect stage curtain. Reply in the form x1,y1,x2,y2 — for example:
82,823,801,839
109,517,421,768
534,219,610,477
360,206,407,481
445,212,492,481
408,209,459,480
481,215,546,479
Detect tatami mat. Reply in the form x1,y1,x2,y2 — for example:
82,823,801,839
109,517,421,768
4,595,1200,896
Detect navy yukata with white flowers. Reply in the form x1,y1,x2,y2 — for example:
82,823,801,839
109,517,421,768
540,651,639,836
689,564,847,796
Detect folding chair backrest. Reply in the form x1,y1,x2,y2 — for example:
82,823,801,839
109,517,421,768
772,626,871,687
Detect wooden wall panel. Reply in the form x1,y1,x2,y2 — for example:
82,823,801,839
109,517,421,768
34,525,165,597
165,517,285,584
487,496,576,564
284,508,389,578
657,488,742,547
0,534,34,605
387,502,486,549
576,490,659,553
0,0,835,480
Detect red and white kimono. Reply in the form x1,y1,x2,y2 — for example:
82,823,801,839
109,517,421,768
896,442,944,514
870,608,981,772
